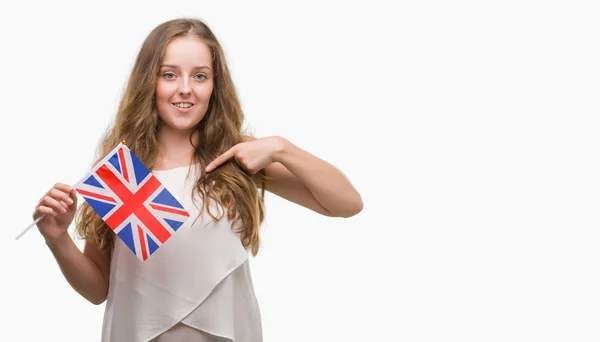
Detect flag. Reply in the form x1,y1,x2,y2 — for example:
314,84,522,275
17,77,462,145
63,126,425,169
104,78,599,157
74,142,190,261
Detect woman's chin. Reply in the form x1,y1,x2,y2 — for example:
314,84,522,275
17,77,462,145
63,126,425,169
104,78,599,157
161,117,203,132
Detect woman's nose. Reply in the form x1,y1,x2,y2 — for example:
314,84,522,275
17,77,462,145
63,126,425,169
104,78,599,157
178,79,191,95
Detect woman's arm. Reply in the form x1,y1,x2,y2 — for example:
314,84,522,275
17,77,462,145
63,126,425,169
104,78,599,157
46,236,111,305
207,135,363,218
34,183,111,305
258,137,363,218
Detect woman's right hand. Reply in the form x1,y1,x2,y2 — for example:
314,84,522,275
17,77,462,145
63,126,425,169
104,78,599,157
32,183,78,245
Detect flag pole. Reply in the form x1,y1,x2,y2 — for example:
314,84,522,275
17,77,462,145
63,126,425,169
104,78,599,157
15,217,43,240
14,141,127,241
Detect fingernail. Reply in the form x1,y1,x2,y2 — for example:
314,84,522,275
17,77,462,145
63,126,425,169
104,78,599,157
67,198,74,205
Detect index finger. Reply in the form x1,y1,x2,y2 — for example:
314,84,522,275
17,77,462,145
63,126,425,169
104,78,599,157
53,182,74,193
206,147,236,172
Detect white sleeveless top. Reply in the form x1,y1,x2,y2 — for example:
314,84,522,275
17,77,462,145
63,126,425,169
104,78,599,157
101,165,263,342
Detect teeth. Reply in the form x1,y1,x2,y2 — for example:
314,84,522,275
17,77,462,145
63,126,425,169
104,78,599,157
174,103,193,108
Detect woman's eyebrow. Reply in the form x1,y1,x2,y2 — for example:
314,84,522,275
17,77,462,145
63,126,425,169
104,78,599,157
160,64,212,70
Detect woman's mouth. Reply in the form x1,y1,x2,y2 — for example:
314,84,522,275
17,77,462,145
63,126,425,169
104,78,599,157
172,102,194,112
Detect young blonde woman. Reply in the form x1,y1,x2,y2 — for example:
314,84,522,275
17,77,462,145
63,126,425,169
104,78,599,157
32,18,363,342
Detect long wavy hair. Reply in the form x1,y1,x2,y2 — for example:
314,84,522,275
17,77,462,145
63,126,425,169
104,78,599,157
75,18,267,256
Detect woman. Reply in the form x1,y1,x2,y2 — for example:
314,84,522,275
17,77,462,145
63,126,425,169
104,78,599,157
33,18,363,342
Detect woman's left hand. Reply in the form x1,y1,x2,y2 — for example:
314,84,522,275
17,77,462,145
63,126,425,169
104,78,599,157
205,136,285,174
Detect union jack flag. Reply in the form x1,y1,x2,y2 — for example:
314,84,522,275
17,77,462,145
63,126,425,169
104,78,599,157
74,142,190,261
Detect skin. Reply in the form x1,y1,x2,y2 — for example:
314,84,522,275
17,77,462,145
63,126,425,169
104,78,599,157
33,35,363,305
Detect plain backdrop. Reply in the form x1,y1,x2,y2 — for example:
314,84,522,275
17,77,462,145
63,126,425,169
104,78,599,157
1,0,599,341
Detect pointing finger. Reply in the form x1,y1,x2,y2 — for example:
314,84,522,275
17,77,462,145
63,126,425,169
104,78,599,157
206,147,236,172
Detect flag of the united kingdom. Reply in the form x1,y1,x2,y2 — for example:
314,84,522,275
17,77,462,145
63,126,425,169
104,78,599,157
74,142,190,261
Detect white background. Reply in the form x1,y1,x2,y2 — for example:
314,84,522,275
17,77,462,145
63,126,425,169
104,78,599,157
0,0,599,341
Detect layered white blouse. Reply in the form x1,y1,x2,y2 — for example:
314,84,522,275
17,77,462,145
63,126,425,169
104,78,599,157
100,165,263,342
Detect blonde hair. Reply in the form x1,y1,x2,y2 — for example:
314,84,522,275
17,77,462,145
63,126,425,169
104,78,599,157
76,18,267,256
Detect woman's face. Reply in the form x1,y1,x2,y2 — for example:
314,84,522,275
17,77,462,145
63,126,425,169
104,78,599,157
156,36,214,134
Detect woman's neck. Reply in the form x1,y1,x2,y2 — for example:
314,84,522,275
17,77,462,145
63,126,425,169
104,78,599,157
155,125,199,169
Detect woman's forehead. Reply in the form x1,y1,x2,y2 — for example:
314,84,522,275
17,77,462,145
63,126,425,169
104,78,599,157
161,36,212,66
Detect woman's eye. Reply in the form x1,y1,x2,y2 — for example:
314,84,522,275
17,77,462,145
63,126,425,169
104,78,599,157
163,72,176,79
194,74,207,80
